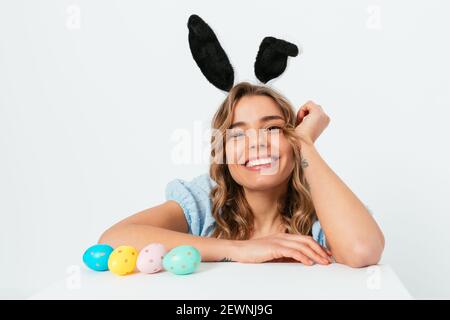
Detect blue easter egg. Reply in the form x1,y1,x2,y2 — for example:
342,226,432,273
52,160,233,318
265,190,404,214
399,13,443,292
83,244,114,271
162,245,201,275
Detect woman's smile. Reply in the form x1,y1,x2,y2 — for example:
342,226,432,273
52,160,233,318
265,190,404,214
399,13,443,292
243,155,280,171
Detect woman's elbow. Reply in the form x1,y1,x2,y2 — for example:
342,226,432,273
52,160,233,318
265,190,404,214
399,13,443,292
343,244,382,268
98,226,123,248
345,237,385,268
98,228,112,245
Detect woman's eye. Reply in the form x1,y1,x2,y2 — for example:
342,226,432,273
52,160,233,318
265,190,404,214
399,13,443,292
229,131,245,139
265,126,281,132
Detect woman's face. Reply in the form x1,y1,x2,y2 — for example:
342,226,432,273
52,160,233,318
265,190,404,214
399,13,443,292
225,95,295,191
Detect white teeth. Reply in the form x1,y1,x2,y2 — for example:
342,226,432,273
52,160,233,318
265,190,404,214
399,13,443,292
246,157,276,167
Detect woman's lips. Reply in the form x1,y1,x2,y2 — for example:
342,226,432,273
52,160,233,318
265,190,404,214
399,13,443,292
244,162,273,171
242,156,280,171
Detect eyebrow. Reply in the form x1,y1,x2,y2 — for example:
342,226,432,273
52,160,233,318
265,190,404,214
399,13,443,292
229,115,285,129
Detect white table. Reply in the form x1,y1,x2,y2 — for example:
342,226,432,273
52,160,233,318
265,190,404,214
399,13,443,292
30,262,411,299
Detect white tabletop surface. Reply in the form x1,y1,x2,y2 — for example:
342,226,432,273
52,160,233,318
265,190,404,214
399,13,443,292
30,262,411,300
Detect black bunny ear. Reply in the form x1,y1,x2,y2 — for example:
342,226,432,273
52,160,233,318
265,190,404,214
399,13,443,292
187,14,234,92
254,36,299,84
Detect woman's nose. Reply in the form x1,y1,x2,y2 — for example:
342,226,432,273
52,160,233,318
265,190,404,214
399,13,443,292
249,132,268,150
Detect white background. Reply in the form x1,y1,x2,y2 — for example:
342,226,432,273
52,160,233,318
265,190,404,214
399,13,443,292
1,0,449,299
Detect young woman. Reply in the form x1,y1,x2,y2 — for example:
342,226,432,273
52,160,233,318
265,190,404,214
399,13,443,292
99,82,384,268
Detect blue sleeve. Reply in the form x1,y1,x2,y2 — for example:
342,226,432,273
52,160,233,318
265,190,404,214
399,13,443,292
311,203,374,248
311,219,327,248
164,174,216,236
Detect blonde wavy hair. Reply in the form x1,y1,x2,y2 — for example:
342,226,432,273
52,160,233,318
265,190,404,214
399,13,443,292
209,82,316,240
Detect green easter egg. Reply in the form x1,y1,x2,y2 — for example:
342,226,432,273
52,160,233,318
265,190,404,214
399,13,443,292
163,245,201,275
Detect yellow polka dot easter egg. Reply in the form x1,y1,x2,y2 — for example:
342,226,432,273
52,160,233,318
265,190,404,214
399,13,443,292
108,245,138,276
162,245,201,275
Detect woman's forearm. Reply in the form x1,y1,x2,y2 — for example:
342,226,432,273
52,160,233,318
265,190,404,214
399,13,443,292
98,224,235,262
300,142,385,267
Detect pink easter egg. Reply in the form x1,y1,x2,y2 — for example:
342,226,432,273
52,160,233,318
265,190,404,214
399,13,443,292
136,243,167,274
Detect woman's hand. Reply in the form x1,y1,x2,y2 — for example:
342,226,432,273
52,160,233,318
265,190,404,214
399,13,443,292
229,233,333,265
295,100,330,146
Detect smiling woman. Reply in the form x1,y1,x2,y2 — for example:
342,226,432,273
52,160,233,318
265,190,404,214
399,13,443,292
99,81,383,268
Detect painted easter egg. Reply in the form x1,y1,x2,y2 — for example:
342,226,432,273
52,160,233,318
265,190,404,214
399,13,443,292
107,245,138,275
136,243,167,274
162,245,201,275
83,244,114,271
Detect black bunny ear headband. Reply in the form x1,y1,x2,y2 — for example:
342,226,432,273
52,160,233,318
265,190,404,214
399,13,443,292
187,14,300,92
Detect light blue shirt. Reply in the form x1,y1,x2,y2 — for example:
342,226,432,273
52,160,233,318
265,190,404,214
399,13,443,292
165,173,335,247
